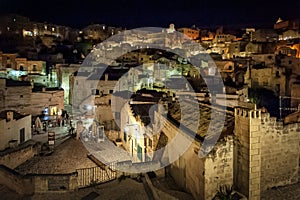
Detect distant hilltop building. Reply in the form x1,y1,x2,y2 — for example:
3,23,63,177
177,26,200,40
81,24,123,41
166,23,175,34
0,14,77,41
274,17,300,31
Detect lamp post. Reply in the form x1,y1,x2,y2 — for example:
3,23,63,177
279,96,300,120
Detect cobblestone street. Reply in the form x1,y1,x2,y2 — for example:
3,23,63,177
16,138,97,174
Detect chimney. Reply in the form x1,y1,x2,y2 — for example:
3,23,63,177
105,73,108,81
7,111,14,121
42,87,46,92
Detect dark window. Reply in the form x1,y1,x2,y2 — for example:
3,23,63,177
32,64,37,71
92,89,100,95
124,131,127,142
276,84,280,94
20,95,23,98
149,139,152,148
20,128,25,143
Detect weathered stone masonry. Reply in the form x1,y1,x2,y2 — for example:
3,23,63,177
234,106,300,199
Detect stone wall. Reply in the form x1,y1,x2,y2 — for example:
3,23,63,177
29,173,78,193
0,165,77,194
155,112,234,200
234,107,300,198
0,165,33,195
204,136,234,200
0,113,32,151
168,136,234,200
250,66,286,96
0,84,32,114
56,64,80,104
31,90,64,116
260,113,300,191
0,143,39,169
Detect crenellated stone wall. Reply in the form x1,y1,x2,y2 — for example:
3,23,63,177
234,107,262,200
234,106,300,198
260,113,300,191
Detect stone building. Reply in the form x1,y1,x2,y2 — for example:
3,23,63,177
213,34,236,43
153,103,300,200
0,110,31,151
279,30,300,40
70,66,138,110
69,71,91,107
56,64,80,104
244,60,286,96
251,29,278,42
31,87,64,116
0,53,18,69
177,27,200,40
0,14,76,41
15,58,46,74
81,24,122,41
274,18,300,31
0,78,32,114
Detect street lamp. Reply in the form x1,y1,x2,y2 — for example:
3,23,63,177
279,96,300,119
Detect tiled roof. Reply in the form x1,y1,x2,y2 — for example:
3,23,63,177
168,100,234,139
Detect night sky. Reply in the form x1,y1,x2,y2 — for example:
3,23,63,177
0,0,300,29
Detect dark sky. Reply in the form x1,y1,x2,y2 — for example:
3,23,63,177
0,0,300,29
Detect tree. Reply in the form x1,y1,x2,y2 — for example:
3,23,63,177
248,87,279,117
213,185,234,200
